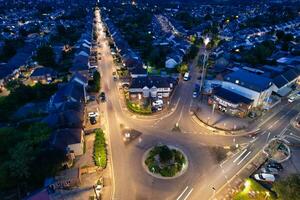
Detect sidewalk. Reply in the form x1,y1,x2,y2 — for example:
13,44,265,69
213,151,268,200
193,99,291,136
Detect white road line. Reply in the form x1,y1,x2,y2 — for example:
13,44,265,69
266,132,271,143
290,133,300,140
183,188,194,200
237,151,252,166
233,149,247,163
176,186,189,200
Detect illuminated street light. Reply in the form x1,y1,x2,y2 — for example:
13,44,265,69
204,37,210,46
244,180,251,188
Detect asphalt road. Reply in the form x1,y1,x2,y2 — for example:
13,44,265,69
95,9,300,200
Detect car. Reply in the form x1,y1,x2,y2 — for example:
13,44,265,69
193,84,200,98
152,99,163,107
288,96,295,103
88,112,99,118
99,92,106,102
183,72,190,81
157,93,163,99
87,95,96,102
157,105,163,111
261,167,279,175
112,71,117,80
254,173,275,182
90,116,97,125
266,162,283,170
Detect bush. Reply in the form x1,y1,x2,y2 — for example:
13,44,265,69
126,100,152,115
94,129,107,168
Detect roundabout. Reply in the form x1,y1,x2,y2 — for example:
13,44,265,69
143,144,188,179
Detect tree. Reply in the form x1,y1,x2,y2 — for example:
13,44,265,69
35,45,55,67
272,174,300,200
159,145,173,163
276,30,285,41
177,63,188,74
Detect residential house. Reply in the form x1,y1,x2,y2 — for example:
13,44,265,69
47,168,81,189
49,128,84,156
129,76,177,99
30,67,58,83
48,78,86,111
272,69,299,96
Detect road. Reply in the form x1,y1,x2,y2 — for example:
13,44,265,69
95,9,300,200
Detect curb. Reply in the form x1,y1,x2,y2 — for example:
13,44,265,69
142,145,189,180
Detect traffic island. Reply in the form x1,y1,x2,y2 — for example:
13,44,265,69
143,145,188,179
263,139,291,163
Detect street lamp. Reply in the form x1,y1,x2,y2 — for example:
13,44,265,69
199,37,210,101
204,37,210,46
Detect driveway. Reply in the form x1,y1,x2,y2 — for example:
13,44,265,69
75,134,95,168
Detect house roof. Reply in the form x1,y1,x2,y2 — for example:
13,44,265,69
51,82,85,105
214,87,253,105
224,69,272,92
70,72,88,85
273,69,299,88
49,128,82,151
130,76,176,89
30,67,57,77
43,110,83,129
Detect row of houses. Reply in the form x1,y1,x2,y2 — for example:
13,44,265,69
101,11,177,100
151,14,191,69
103,17,147,78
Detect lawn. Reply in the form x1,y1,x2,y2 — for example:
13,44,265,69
233,178,276,200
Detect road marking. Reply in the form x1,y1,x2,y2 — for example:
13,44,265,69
176,186,189,200
250,137,258,143
290,133,300,140
266,132,271,143
183,188,194,200
237,151,252,166
233,149,247,163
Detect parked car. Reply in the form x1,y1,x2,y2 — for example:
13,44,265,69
88,112,99,118
254,173,275,182
288,96,295,103
183,72,190,81
99,92,106,102
157,93,163,99
261,167,279,175
266,162,283,170
90,116,97,125
157,105,163,111
152,99,163,107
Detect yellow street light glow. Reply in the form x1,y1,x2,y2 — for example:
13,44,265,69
244,180,251,189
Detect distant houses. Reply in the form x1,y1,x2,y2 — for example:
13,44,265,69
103,17,147,77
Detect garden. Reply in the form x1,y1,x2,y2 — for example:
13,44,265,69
144,145,187,178
233,178,276,200
94,129,107,168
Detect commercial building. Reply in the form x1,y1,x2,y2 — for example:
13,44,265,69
221,69,274,108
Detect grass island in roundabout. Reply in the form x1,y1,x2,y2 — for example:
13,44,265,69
143,144,188,179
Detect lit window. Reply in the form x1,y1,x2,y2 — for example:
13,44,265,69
235,80,239,84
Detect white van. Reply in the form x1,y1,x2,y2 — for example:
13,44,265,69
183,72,190,81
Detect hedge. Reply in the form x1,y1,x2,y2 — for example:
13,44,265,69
94,129,107,168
